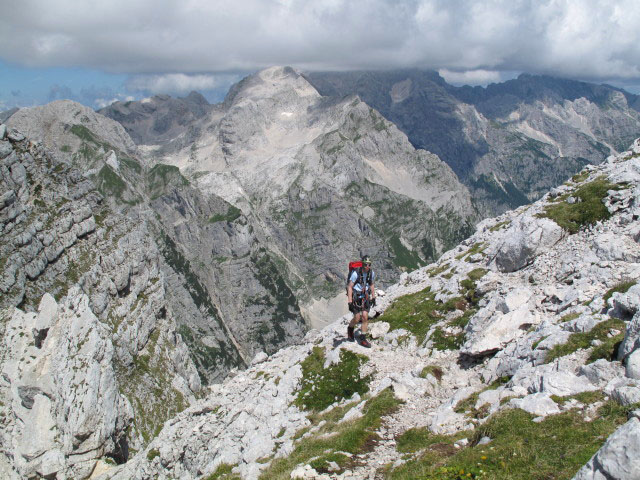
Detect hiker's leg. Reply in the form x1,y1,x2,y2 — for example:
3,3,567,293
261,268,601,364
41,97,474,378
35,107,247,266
360,310,369,334
349,311,360,329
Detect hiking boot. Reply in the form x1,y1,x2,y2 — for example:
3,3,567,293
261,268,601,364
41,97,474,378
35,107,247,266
347,326,355,342
358,335,371,348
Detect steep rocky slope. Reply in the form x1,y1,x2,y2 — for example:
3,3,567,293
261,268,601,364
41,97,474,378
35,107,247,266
101,67,477,327
0,124,203,478
97,139,640,480
306,70,640,216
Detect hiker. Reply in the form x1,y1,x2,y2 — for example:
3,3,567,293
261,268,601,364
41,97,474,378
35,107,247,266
347,255,376,348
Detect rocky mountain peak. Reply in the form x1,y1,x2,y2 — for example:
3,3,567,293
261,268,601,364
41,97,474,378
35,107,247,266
6,99,137,157
223,66,320,109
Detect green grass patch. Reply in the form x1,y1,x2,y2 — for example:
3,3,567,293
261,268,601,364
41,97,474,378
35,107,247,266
376,268,485,347
209,205,242,223
146,449,159,461
551,390,605,406
489,220,510,232
431,327,465,351
571,170,591,183
396,428,468,454
294,347,372,412
420,365,443,382
603,280,637,304
70,124,98,143
373,287,441,344
456,242,487,262
147,163,189,199
203,463,240,479
559,312,581,323
539,177,624,234
389,399,635,480
389,235,424,271
261,389,400,479
454,376,510,418
466,268,488,282
428,263,450,277
544,318,626,364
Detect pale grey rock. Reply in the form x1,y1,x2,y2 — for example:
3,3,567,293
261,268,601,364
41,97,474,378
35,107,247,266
251,351,268,365
510,393,561,417
0,123,6,139
626,350,640,379
7,129,24,141
541,370,599,397
573,418,640,480
462,288,537,356
593,233,640,262
579,359,626,387
369,321,390,339
619,314,640,361
493,214,565,272
0,140,12,158
611,386,640,406
610,285,640,320
105,150,120,171
0,289,129,479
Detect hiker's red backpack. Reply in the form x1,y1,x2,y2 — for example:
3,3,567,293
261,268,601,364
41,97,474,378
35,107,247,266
346,261,362,295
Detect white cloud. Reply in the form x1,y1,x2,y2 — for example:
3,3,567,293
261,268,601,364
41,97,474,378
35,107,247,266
94,95,135,109
126,74,237,94
439,69,502,86
1,0,640,85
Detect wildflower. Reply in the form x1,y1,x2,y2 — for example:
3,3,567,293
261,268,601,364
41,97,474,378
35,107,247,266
481,455,487,460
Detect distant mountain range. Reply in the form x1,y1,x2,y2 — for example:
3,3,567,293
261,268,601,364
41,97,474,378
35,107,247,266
305,70,640,214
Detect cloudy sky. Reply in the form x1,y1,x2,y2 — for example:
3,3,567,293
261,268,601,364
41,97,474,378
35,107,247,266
1,0,639,110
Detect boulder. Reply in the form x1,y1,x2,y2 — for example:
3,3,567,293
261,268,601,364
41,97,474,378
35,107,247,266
611,386,640,406
619,313,640,361
579,359,625,387
493,214,564,273
510,393,561,417
573,418,640,480
626,350,640,380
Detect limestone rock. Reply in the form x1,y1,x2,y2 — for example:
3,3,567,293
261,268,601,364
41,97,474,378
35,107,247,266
493,213,565,273
510,393,561,417
573,418,640,480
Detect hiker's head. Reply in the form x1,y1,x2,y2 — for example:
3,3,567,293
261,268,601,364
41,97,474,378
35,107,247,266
361,255,372,269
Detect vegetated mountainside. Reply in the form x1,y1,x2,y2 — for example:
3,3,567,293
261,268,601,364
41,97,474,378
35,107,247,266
101,66,477,327
97,140,640,480
306,70,640,216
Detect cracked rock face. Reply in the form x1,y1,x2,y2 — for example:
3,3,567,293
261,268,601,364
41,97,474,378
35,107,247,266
0,292,127,479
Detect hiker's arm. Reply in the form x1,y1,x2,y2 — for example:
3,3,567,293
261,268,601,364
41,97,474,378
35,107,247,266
370,283,375,299
347,282,354,303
